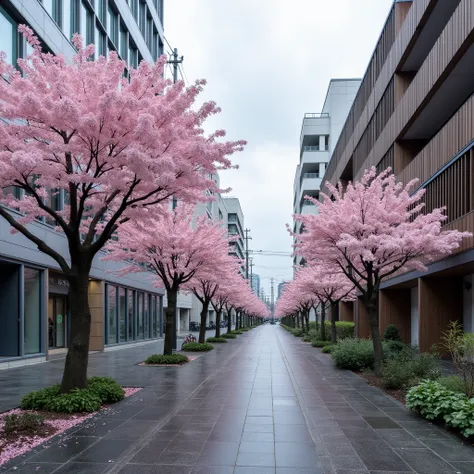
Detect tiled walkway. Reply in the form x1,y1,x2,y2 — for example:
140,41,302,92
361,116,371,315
2,326,474,473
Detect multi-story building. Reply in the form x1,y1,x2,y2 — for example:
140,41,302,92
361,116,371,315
251,273,260,296
322,0,474,351
0,0,165,367
293,79,360,266
224,197,245,263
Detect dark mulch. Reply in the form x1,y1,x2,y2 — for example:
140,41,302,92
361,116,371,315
356,371,406,404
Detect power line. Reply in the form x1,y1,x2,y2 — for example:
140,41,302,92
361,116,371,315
178,63,189,86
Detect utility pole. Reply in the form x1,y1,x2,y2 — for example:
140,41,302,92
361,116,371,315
244,228,252,281
168,49,183,352
271,278,275,321
168,48,183,84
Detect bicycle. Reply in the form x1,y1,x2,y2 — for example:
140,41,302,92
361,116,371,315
181,334,196,349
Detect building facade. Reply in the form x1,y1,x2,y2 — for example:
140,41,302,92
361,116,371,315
293,79,360,266
322,0,474,350
0,0,166,367
224,197,245,262
277,281,289,300
251,273,260,296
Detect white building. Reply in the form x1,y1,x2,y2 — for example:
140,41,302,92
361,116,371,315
293,79,361,266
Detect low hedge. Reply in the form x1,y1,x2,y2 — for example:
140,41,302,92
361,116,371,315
21,377,124,413
321,345,335,354
182,342,214,352
145,354,189,365
331,338,376,371
222,333,237,339
311,340,330,348
231,330,244,335
406,380,474,437
206,337,227,343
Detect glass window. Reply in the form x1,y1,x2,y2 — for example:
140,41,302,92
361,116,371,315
24,268,42,354
119,23,127,61
108,284,117,344
63,0,72,41
98,0,106,25
144,294,148,338
46,189,61,226
131,0,138,20
128,289,134,340
108,5,118,45
42,0,54,16
97,28,106,57
119,287,126,342
138,292,144,339
139,2,146,34
0,7,16,65
70,0,80,37
129,44,138,68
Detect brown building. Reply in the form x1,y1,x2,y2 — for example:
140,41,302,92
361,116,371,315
323,0,474,350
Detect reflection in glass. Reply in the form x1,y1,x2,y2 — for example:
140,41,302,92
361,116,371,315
24,268,41,354
119,287,126,342
108,285,117,344
128,290,134,340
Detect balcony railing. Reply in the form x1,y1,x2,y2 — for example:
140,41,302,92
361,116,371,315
304,113,330,118
303,172,322,179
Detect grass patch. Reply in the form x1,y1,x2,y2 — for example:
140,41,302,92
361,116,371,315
311,340,330,348
206,337,227,343
144,354,189,365
182,342,214,352
222,333,237,339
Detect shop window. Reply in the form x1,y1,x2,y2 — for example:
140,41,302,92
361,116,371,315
119,287,126,342
108,284,117,344
138,292,144,339
128,289,134,340
144,293,149,338
0,7,17,65
24,267,42,354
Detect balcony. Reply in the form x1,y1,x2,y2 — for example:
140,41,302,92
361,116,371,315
301,202,319,216
299,173,322,204
300,148,329,168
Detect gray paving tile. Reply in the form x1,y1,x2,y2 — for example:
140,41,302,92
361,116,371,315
395,448,457,474
4,463,62,473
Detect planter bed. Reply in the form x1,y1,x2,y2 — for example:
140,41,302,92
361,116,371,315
0,387,141,467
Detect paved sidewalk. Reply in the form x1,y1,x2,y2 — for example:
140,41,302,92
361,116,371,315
2,326,474,473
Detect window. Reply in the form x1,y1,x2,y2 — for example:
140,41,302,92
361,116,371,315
0,7,17,65
128,289,134,339
151,295,157,338
42,0,54,16
119,23,127,61
146,15,153,49
152,28,158,60
119,287,126,342
139,1,146,35
129,43,138,68
98,0,107,25
138,292,144,339
63,0,72,41
70,0,80,38
157,0,163,24
144,293,148,338
108,4,118,45
130,0,138,20
96,25,106,57
46,189,61,226
108,284,117,344
24,268,42,354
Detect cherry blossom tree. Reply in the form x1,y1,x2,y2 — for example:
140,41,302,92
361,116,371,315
293,167,470,374
296,265,355,343
0,27,244,391
106,204,232,355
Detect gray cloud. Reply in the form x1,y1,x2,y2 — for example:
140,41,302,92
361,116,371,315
164,0,394,296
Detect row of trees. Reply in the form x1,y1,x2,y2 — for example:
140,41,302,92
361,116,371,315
277,168,470,375
0,28,263,392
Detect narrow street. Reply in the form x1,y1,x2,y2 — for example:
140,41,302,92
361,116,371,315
2,325,473,474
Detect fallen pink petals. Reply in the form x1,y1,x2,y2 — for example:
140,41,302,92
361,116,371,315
0,387,142,467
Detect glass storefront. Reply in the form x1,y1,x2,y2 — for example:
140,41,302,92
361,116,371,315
105,283,161,345
24,268,42,354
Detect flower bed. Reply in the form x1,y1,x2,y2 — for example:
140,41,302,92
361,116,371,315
0,386,142,467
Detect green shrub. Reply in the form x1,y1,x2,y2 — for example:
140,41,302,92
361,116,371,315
222,333,237,339
382,359,417,389
88,376,125,403
290,328,305,337
302,334,312,342
329,321,355,339
232,330,244,335
182,342,214,352
384,340,407,359
331,338,375,371
308,329,320,340
240,328,250,332
145,354,189,364
206,337,227,343
384,324,401,341
321,345,334,354
444,397,474,437
21,376,125,413
406,380,466,420
312,340,330,348
4,413,45,435
437,375,468,394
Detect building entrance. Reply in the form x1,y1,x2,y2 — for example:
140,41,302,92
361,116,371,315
48,295,67,349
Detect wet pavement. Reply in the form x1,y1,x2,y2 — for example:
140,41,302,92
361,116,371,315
2,325,474,473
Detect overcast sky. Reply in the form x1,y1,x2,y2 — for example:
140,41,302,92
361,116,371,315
165,0,394,298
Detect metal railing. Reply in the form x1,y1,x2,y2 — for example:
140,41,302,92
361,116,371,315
303,172,321,179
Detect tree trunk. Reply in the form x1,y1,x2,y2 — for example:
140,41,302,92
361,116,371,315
199,300,210,343
60,262,92,393
227,309,232,333
366,295,384,376
305,311,310,333
330,304,338,344
163,288,177,355
215,310,222,338
320,303,326,341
